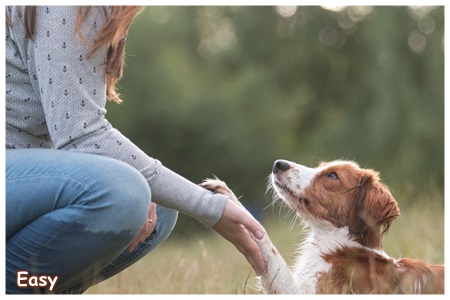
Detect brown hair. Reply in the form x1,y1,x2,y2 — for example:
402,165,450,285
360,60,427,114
12,6,143,103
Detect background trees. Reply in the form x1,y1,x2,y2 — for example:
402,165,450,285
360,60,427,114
106,6,444,231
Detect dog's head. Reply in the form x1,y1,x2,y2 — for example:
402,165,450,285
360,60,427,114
270,159,400,249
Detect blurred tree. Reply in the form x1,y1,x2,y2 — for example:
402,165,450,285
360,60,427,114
105,6,443,232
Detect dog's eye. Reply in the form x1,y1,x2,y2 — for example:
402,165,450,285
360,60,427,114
328,172,339,180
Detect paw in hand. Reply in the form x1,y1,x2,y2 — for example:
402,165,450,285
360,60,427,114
199,177,243,207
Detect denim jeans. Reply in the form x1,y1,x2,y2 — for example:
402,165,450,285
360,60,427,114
5,149,178,294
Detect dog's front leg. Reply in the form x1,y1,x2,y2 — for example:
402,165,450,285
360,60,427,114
200,178,298,294
252,233,298,294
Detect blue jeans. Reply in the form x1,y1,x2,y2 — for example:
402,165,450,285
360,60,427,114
5,149,178,294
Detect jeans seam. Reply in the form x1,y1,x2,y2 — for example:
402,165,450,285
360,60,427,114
6,174,95,195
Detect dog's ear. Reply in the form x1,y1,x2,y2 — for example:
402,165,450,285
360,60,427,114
348,169,400,248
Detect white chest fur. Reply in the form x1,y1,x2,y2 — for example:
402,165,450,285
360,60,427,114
292,222,363,293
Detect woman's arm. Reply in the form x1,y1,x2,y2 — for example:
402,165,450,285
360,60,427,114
25,6,227,227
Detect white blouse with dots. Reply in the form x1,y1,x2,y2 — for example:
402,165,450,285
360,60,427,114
5,6,228,227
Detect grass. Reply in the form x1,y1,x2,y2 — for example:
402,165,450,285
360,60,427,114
86,187,444,294
85,229,266,294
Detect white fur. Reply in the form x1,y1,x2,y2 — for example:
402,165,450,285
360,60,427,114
292,222,351,293
282,162,319,191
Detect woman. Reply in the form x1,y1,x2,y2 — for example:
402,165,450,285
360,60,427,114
5,6,266,294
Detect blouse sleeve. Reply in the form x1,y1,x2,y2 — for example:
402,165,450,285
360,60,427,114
22,6,228,227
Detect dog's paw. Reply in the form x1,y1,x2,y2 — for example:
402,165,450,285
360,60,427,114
199,177,241,206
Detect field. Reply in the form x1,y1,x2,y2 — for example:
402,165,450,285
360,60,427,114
86,187,444,294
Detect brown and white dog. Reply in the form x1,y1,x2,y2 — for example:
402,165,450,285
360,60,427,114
201,159,444,294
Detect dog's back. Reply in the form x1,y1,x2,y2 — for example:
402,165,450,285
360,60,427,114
317,247,444,294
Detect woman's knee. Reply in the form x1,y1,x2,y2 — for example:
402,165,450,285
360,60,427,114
7,149,150,239
82,156,151,235
18,149,152,235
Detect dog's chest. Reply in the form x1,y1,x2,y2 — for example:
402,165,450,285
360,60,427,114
291,228,355,293
293,244,331,293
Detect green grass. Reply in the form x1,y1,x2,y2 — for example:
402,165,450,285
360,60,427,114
86,188,444,294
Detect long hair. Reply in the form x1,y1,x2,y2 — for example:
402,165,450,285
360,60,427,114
11,6,143,103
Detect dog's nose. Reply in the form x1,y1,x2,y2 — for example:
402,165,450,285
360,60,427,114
273,160,291,174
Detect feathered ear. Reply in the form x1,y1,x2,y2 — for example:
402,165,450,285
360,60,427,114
348,169,400,248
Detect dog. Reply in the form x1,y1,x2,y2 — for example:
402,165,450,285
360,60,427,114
200,159,444,294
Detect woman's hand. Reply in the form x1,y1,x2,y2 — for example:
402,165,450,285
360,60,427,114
212,200,267,276
127,202,157,252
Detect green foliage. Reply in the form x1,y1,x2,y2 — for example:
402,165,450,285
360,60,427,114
106,6,444,219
